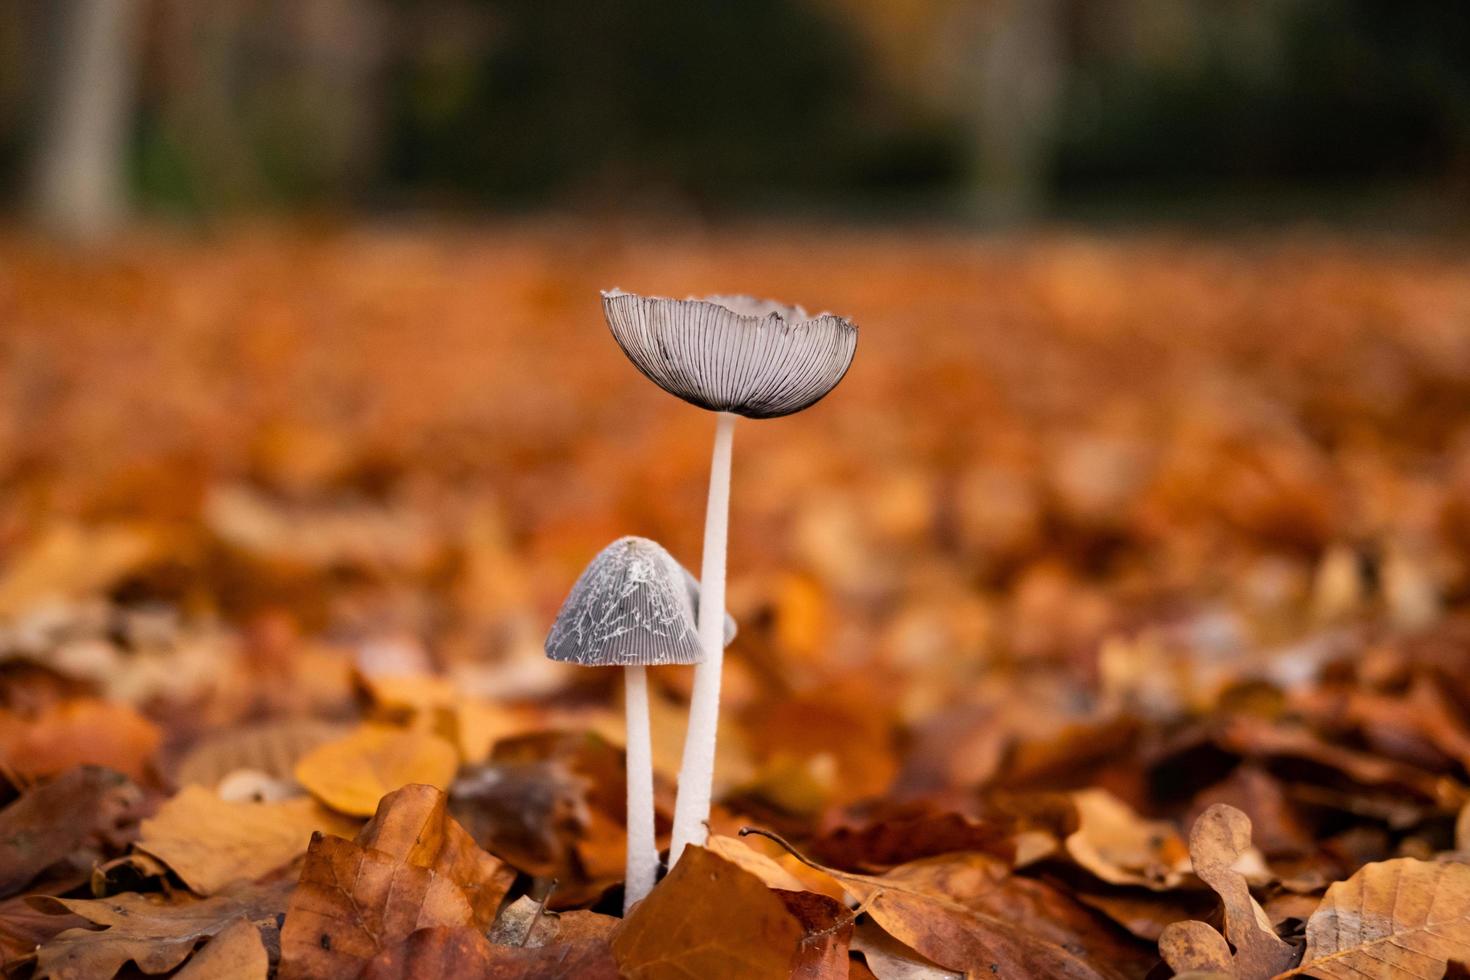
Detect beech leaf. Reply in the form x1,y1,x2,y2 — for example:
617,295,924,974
1276,858,1470,979
294,725,459,816
136,784,359,894
611,846,805,979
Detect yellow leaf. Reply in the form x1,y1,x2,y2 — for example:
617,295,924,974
294,726,458,817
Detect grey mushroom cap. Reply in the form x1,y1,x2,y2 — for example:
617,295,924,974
546,536,736,667
601,289,858,420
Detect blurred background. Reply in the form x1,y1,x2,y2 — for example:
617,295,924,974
5,0,1470,238
2,0,1470,851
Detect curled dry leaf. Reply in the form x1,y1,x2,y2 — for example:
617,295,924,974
707,834,813,891
136,784,359,894
1064,789,1191,891
0,767,140,898
0,700,161,781
611,846,805,980
173,917,268,980
357,783,514,929
276,832,473,980
1277,857,1470,979
0,895,87,973
277,783,513,976
1156,804,1298,979
743,830,1149,979
294,725,459,816
31,880,290,980
849,919,961,980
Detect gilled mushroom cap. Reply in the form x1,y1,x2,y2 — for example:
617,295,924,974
602,290,858,420
546,536,736,667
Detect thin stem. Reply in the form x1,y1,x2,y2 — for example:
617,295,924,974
623,665,656,913
669,410,736,864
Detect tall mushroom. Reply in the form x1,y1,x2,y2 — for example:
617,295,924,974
601,290,858,863
545,535,735,912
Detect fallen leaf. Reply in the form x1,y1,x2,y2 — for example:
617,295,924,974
294,725,459,816
0,767,140,898
780,889,853,980
136,785,359,894
357,783,514,928
1160,919,1235,976
1157,804,1298,979
743,830,1148,979
707,834,812,891
276,832,473,980
850,919,962,980
174,917,268,980
1065,789,1192,891
359,927,496,980
0,700,161,781
810,807,1018,872
32,880,290,980
611,846,804,979
363,924,620,980
1278,857,1470,979
0,895,87,973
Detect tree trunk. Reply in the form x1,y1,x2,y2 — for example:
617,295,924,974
30,0,141,241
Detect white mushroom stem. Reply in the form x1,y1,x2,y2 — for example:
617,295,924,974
623,665,656,912
670,411,736,864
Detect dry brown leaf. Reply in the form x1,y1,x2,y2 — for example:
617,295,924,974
0,895,87,974
276,832,473,980
780,889,853,980
1277,858,1470,979
362,924,620,980
1065,789,1192,891
136,785,360,894
173,918,268,980
32,880,290,980
294,725,459,816
357,783,514,929
0,700,161,781
1160,919,1235,976
359,927,497,980
706,834,812,891
0,767,140,898
849,919,962,979
743,831,1146,979
611,846,804,979
1157,804,1298,979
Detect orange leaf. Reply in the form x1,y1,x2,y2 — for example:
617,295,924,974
294,725,458,816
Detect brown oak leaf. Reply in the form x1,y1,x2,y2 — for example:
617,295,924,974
31,880,289,980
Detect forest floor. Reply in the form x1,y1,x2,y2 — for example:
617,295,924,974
2,224,1470,978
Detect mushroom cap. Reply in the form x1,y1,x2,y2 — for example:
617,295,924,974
546,536,736,667
601,289,858,420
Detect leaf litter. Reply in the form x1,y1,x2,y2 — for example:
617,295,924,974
2,229,1470,977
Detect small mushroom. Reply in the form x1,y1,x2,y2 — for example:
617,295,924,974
601,290,857,864
545,535,734,912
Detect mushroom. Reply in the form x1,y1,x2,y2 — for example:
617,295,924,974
545,535,735,912
601,290,857,863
